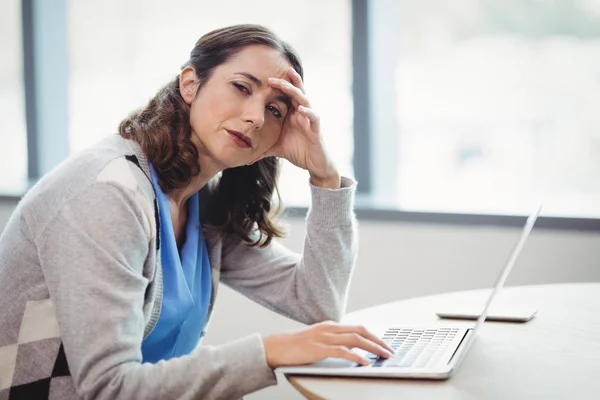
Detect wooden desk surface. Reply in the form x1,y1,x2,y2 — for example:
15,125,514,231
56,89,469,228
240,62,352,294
285,283,600,400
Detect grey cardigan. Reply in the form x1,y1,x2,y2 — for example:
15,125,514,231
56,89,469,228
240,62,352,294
0,135,358,400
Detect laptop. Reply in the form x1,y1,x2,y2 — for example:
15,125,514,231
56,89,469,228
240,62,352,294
277,204,543,379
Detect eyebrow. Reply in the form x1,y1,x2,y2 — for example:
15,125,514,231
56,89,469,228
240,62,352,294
235,72,263,87
234,72,292,110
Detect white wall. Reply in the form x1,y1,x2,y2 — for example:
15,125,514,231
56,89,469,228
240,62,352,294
1,199,598,399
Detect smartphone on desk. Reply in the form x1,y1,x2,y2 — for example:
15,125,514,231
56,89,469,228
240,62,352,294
436,306,537,323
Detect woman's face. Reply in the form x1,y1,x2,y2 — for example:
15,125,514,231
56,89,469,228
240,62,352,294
180,44,293,169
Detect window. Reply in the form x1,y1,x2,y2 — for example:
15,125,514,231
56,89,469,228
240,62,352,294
0,0,27,192
67,0,353,206
369,0,600,218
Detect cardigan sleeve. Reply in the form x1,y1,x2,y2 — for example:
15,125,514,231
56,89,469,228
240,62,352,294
38,182,276,400
219,177,358,324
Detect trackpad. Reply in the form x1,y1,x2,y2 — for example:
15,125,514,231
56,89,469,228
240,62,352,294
310,357,356,368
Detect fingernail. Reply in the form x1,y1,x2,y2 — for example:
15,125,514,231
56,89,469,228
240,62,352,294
268,77,277,83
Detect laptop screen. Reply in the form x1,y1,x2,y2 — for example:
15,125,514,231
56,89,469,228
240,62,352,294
473,204,543,333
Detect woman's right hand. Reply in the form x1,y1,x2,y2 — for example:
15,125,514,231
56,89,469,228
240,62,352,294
262,321,395,368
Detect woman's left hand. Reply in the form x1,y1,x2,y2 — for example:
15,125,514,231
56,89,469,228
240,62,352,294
265,68,340,189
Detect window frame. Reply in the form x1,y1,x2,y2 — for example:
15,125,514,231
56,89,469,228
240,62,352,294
22,0,69,183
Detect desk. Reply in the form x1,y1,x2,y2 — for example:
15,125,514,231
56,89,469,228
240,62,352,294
284,283,600,400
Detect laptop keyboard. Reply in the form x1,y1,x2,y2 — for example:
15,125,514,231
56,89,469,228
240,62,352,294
362,327,459,368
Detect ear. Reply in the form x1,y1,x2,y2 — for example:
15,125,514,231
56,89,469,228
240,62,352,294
179,66,199,105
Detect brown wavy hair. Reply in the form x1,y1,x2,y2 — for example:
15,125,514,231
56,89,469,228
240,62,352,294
119,24,304,247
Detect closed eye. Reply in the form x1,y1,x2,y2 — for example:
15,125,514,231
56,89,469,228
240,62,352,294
232,82,250,95
267,105,283,119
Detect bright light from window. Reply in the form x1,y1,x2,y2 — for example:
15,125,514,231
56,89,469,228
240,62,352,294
375,0,600,217
0,0,27,192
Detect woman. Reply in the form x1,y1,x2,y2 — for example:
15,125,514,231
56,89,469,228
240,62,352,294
0,25,392,399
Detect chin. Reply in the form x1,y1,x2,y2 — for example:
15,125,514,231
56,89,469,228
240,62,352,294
213,151,250,170
205,140,249,170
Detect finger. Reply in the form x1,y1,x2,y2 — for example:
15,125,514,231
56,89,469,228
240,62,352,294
330,333,393,359
287,67,306,93
361,330,395,354
297,106,320,132
326,345,370,366
268,78,310,108
327,324,394,354
270,78,308,107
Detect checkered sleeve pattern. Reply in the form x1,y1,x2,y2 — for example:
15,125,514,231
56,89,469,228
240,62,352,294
0,153,161,400
0,299,76,399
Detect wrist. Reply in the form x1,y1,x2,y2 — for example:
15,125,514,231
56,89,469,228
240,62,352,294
309,170,341,189
262,334,281,368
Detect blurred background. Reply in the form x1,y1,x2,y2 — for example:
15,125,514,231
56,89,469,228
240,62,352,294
1,0,599,398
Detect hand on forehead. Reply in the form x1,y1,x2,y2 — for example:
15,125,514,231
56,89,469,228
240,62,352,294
273,59,294,82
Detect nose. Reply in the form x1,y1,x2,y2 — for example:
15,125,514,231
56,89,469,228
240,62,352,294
242,99,265,130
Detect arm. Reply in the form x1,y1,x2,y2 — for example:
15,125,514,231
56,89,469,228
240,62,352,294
37,182,276,400
220,176,358,324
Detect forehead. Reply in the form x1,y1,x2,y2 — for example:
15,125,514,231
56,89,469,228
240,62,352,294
220,44,292,79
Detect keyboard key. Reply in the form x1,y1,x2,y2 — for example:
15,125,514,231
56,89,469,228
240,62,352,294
372,358,387,367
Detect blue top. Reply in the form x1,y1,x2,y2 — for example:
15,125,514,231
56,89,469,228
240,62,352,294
141,165,212,363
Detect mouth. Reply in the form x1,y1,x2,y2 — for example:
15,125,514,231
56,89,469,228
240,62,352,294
225,129,253,149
